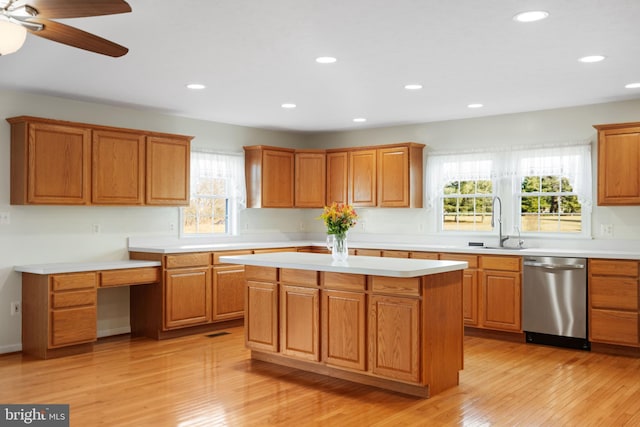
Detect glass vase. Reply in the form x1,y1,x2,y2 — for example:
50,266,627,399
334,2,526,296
326,233,349,262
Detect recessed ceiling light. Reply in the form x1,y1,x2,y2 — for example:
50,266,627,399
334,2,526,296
281,103,297,109
467,103,483,109
513,11,549,22
625,82,640,89
404,84,423,90
316,56,337,64
579,55,606,63
186,83,206,90
353,118,367,123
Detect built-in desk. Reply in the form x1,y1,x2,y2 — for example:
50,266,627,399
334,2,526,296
15,261,161,359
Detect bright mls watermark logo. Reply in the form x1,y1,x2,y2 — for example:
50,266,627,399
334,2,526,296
0,405,69,426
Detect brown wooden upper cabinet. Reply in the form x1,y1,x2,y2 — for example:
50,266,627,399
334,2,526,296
8,116,192,206
326,151,348,205
295,150,326,208
594,122,640,205
92,130,145,205
331,142,425,208
244,146,295,208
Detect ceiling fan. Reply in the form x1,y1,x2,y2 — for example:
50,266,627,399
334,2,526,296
0,0,131,57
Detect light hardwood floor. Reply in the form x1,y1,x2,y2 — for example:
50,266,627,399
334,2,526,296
1,327,640,426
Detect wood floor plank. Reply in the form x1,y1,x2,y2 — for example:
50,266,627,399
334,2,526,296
2,327,640,426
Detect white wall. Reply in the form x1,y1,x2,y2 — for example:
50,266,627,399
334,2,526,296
2,89,640,353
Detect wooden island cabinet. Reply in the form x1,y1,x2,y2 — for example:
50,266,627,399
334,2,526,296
223,251,467,398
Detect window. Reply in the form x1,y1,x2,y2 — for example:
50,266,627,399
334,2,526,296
182,151,245,236
443,180,494,231
427,143,592,236
519,175,581,233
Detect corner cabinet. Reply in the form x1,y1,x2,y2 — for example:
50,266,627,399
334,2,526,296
594,122,640,205
8,116,192,206
244,146,295,208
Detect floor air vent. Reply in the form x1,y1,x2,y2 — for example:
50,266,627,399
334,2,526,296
206,331,231,338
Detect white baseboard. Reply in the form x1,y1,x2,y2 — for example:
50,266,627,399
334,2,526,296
0,343,22,354
97,326,131,338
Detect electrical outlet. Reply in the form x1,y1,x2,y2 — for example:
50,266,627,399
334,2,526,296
169,222,176,232
92,224,101,234
361,221,367,232
0,211,9,225
600,223,613,237
11,302,20,316
299,222,305,231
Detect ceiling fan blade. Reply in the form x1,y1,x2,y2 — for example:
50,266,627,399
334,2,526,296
27,18,128,57
23,0,131,19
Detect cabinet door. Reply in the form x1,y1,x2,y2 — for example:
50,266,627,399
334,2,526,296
481,270,521,331
146,136,190,206
597,128,640,205
590,309,639,346
25,122,91,204
212,265,245,321
322,289,366,371
50,307,97,348
164,267,211,329
462,270,479,326
92,130,145,205
295,151,326,207
369,294,420,383
326,151,348,205
378,146,409,207
280,285,320,361
246,280,279,352
349,149,377,206
263,149,294,208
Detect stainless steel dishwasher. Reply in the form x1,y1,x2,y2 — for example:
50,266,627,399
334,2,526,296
522,256,589,350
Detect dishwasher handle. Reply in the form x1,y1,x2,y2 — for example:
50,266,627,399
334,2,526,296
523,261,585,270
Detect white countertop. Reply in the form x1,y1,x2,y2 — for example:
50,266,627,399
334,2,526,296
129,239,640,260
220,252,468,278
15,260,161,275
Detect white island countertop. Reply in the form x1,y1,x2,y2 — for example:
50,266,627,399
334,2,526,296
220,252,468,278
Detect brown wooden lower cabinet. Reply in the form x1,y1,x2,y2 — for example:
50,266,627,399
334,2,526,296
369,294,420,383
280,285,320,361
322,289,367,371
589,259,640,347
480,269,521,332
164,267,212,329
245,266,279,352
212,264,246,321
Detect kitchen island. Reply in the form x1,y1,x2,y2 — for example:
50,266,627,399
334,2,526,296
220,251,468,397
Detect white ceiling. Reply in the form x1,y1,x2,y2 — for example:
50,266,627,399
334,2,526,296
2,0,640,132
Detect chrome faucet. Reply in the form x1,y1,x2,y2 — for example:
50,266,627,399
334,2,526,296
491,196,509,247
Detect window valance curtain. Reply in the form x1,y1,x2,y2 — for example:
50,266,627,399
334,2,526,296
426,142,592,211
190,151,246,207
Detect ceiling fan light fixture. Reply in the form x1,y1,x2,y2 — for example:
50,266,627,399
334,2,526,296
8,5,38,18
0,19,27,56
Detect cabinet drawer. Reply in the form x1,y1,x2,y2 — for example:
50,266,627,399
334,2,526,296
322,272,366,291
480,255,521,272
382,250,410,258
590,259,638,277
50,307,97,347
100,267,160,287
253,247,298,254
51,272,97,291
590,308,639,346
51,290,96,309
245,265,277,282
213,250,252,265
165,253,211,269
355,249,381,257
440,253,479,268
410,251,439,260
280,268,318,287
371,276,420,296
590,276,638,310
